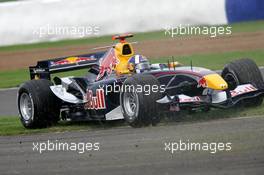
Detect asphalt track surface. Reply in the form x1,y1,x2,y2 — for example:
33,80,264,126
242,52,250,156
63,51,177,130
0,116,264,175
1,68,264,117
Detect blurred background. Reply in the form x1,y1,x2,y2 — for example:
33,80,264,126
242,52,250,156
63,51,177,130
0,0,263,46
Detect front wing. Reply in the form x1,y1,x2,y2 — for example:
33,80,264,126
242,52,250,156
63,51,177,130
157,84,264,109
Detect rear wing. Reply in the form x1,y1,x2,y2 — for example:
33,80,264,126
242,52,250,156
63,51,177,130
29,51,106,80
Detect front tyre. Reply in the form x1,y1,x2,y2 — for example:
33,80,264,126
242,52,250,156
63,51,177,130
120,74,162,127
222,58,264,107
17,79,60,128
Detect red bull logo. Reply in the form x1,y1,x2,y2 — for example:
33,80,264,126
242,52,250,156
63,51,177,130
51,57,96,66
198,77,207,88
85,89,106,110
96,48,119,81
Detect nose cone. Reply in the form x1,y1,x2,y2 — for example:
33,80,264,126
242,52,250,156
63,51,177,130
203,74,228,90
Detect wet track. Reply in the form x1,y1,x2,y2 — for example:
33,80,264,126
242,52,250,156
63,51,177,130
0,68,264,175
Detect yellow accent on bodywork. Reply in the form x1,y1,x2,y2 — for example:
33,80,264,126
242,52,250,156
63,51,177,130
168,62,182,68
114,42,134,74
203,74,228,90
66,57,78,63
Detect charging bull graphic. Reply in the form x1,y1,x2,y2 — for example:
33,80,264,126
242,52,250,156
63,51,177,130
96,48,119,81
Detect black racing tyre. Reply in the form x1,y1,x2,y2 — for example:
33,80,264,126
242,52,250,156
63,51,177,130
17,79,61,128
120,74,163,127
222,58,264,106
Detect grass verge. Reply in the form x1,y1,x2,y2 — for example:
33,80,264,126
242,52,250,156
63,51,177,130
0,117,126,136
1,103,264,136
0,69,88,89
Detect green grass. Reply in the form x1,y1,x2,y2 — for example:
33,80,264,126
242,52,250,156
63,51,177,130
0,69,29,88
0,20,263,52
1,49,264,88
231,20,264,33
0,0,17,2
0,69,88,88
1,103,264,136
0,117,125,136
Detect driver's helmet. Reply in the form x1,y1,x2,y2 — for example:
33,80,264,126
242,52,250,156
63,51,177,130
128,54,150,73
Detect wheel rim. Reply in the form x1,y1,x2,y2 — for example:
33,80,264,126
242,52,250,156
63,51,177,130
123,91,138,118
19,93,34,121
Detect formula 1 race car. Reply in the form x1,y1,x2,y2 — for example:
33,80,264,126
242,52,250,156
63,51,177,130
17,34,264,128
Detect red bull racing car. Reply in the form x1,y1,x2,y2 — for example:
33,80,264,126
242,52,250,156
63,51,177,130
17,34,264,128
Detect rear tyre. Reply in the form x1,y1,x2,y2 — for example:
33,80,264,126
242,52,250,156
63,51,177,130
120,74,162,127
222,58,264,107
17,79,60,128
